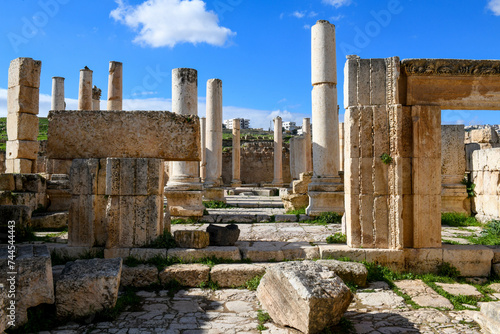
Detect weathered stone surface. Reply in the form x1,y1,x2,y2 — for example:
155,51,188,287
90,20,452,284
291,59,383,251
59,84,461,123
435,282,483,298
293,172,313,194
494,263,500,277
394,280,453,309
120,264,158,288
0,205,31,243
129,248,167,261
56,258,122,318
257,261,353,333
442,244,493,277
474,301,500,334
281,193,309,212
0,174,15,191
167,246,241,262
159,264,210,287
174,230,209,249
30,211,68,229
8,57,41,89
105,158,164,196
5,158,33,174
238,241,285,262
316,259,368,287
6,140,39,160
0,245,54,326
404,248,443,274
210,264,266,287
47,110,200,161
6,112,39,141
206,224,240,246
0,289,8,333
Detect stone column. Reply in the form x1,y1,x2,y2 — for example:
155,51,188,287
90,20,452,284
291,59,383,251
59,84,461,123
51,77,65,110
290,136,306,180
231,119,241,187
92,86,101,111
5,58,41,174
303,117,312,172
339,122,344,171
200,117,207,182
272,116,284,186
107,61,123,110
165,68,204,217
204,79,223,187
307,20,344,216
78,67,92,110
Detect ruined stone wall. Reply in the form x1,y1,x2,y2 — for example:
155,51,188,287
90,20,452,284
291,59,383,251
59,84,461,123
471,148,500,222
221,141,291,186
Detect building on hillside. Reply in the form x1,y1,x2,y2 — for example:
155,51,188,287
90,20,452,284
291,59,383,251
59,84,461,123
283,121,297,132
224,118,250,129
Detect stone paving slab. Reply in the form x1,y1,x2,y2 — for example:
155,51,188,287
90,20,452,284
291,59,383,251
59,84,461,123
435,283,484,298
394,279,454,309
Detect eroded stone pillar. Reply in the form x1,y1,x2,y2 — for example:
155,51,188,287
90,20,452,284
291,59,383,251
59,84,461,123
231,119,241,187
303,118,312,172
272,116,284,186
290,136,307,180
51,77,65,110
107,61,123,110
339,122,344,171
307,20,344,216
205,79,223,187
6,58,41,173
200,117,207,181
92,86,101,111
78,67,92,110
165,68,204,217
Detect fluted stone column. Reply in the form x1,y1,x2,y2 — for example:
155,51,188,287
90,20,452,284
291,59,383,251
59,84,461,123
307,20,344,216
303,117,312,172
165,68,204,217
231,119,241,187
200,117,207,182
78,67,92,110
92,86,101,111
107,61,123,110
5,57,41,173
272,116,284,186
51,77,65,110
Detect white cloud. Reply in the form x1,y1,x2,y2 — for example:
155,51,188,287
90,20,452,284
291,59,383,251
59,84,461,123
110,0,235,48
488,0,500,15
303,25,311,30
308,11,319,18
292,11,305,18
322,0,352,8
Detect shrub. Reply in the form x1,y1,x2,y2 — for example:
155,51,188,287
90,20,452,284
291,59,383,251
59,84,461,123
326,232,347,244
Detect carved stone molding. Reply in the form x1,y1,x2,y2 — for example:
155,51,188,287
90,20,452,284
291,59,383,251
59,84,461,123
402,59,500,76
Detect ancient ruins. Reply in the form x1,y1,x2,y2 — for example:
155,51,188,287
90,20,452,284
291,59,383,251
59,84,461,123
1,18,500,334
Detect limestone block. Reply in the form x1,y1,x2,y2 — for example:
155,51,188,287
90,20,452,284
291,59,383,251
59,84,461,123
293,172,313,194
257,261,353,333
46,159,72,175
474,302,500,334
49,246,104,260
394,280,453,309
7,112,39,140
8,57,41,88
413,158,442,195
319,244,366,262
493,263,500,277
106,195,163,248
174,230,210,249
0,289,8,333
210,264,266,288
311,20,336,85
469,128,500,144
5,158,33,174
0,245,54,326
6,140,38,160
412,106,441,159
47,110,201,161
46,188,72,212
120,264,158,288
13,173,46,193
159,264,210,287
55,258,122,318
167,246,241,262
435,282,483,298
70,159,100,195
281,193,309,212
345,193,361,247
365,249,405,272
370,59,387,105
0,190,46,211
206,224,240,246
344,107,360,159
0,174,15,191
7,85,39,115
357,59,371,105
238,241,285,262
129,248,167,261
343,56,358,108
0,205,31,242
413,195,442,248
281,242,320,260
442,244,494,277
30,212,68,229
165,190,204,217
68,195,97,247
359,107,374,158
441,125,465,176
316,259,368,287
103,248,130,259
105,158,164,196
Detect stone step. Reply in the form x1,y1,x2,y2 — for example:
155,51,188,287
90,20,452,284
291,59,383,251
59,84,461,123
31,211,68,229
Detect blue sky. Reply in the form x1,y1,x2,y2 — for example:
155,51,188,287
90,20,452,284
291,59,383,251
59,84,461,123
1,0,500,129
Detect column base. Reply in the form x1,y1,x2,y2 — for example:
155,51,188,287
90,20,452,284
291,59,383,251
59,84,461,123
441,184,470,215
203,188,226,202
231,180,242,187
164,190,204,217
306,191,344,217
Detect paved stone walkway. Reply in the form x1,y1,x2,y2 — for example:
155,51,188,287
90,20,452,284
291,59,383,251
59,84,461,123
43,283,485,334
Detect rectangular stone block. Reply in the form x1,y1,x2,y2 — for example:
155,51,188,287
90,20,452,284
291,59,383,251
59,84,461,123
359,194,374,247
47,110,200,161
7,86,39,115
7,112,39,140
68,195,96,247
46,159,72,175
404,248,442,274
358,59,371,105
413,195,441,248
373,105,389,156
441,125,465,177
442,244,494,277
105,158,164,196
13,173,46,193
70,159,100,195
6,140,38,160
345,193,361,247
0,174,15,191
365,249,404,272
402,194,414,248
345,107,360,159
344,158,359,195
8,57,41,88
413,157,442,195
373,159,389,195
370,59,387,105
412,106,441,158
319,244,366,262
5,158,33,174
373,196,389,248
343,56,358,108
359,107,373,158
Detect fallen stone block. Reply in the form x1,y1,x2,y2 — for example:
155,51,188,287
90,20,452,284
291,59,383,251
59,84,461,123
30,211,68,229
159,264,210,287
316,259,368,287
282,242,320,260
0,245,54,326
206,223,240,246
474,301,500,334
55,258,122,319
167,246,241,262
174,230,210,249
121,264,158,288
210,264,266,287
257,261,353,333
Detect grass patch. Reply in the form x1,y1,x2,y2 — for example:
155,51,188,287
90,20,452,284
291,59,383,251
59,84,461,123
285,207,306,215
326,232,347,244
141,231,177,249
243,275,263,291
442,239,463,245
171,218,200,225
441,212,481,227
465,220,500,245
203,200,234,209
257,309,271,331
306,212,342,225
199,280,220,291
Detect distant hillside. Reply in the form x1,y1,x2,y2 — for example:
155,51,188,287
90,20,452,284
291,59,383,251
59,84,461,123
0,117,48,151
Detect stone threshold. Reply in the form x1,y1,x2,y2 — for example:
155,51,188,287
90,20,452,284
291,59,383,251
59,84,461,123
46,243,499,277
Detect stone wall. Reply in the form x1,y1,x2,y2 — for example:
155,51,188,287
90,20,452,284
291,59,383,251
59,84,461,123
221,141,291,186
0,152,5,173
471,148,500,222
